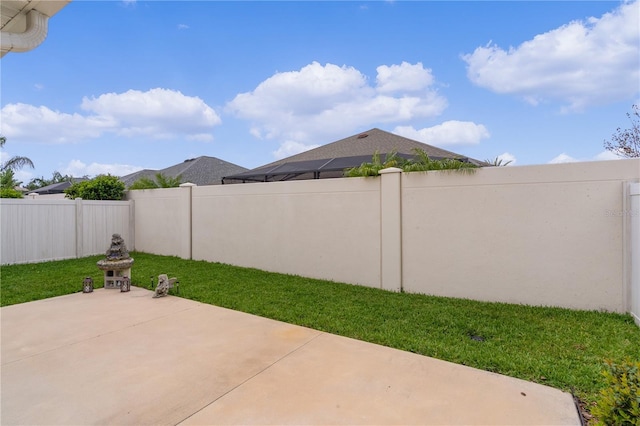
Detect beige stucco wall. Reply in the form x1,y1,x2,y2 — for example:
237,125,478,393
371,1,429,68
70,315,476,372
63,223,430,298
126,187,188,258
629,182,640,325
124,159,638,315
190,178,382,288
401,159,640,312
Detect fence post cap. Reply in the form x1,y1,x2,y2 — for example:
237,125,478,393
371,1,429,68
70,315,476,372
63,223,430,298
378,167,403,175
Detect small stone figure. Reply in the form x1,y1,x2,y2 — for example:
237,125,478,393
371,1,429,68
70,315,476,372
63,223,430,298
154,274,170,298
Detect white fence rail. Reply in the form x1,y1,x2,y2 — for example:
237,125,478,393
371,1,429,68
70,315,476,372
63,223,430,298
0,198,134,265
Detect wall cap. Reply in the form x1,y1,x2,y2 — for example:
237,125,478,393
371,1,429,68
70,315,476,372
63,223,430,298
378,167,403,175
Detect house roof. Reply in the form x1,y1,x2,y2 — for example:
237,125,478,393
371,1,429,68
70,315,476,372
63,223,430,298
119,156,248,187
30,178,88,195
223,128,486,183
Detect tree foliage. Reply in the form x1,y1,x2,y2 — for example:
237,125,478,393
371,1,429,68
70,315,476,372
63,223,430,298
345,148,478,177
604,104,640,158
345,150,405,177
1,169,21,189
128,173,183,190
65,175,125,200
0,188,23,198
26,171,75,190
0,169,24,198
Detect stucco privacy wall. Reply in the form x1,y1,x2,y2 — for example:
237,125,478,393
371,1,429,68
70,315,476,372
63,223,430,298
126,187,191,258
401,160,640,313
630,182,640,325
0,198,133,265
125,159,639,315
190,178,382,288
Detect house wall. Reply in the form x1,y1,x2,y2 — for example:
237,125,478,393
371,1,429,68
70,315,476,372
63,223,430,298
0,198,133,265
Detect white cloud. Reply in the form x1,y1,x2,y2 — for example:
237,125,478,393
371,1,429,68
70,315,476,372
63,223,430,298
178,24,189,30
376,62,435,93
548,151,626,164
594,150,626,161
0,150,10,166
496,152,517,166
14,169,33,184
226,61,448,158
393,121,490,146
0,88,221,143
549,153,579,164
272,140,320,160
62,159,143,178
81,88,221,139
462,1,640,111
1,103,112,143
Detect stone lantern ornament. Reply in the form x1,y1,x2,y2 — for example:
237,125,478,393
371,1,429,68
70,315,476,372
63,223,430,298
82,277,94,293
97,234,134,290
120,276,131,292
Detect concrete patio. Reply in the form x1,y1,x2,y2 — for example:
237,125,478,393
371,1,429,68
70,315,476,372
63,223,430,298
1,287,581,425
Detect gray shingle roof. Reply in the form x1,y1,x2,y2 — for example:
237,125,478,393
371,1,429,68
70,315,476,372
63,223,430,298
259,128,485,168
120,156,248,187
223,128,486,183
30,178,89,194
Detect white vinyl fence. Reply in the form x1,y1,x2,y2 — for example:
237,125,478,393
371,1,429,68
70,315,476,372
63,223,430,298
0,198,134,265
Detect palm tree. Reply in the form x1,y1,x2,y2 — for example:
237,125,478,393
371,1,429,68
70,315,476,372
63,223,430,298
485,156,513,167
345,150,407,177
129,173,183,190
0,136,35,173
154,173,182,188
346,148,477,177
403,148,477,173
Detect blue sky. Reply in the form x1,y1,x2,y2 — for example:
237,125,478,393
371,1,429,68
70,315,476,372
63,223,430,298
1,0,639,183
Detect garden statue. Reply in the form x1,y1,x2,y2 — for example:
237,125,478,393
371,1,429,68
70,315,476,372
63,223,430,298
154,274,170,298
105,233,130,260
97,234,134,289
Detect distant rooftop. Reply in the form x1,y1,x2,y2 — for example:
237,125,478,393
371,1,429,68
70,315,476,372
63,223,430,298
223,128,486,184
120,156,248,187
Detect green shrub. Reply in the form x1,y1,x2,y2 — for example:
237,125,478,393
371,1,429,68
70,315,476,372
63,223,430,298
593,359,640,425
0,187,24,198
65,174,125,200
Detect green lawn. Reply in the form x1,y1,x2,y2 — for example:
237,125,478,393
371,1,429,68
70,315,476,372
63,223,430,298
2,251,639,420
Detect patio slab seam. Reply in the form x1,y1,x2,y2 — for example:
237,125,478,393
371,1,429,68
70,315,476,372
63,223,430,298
177,330,325,425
